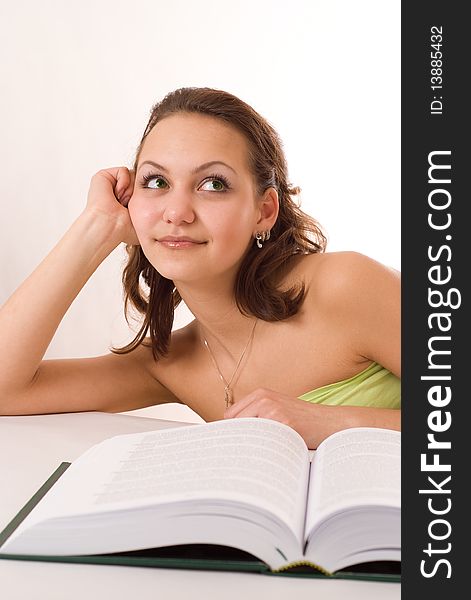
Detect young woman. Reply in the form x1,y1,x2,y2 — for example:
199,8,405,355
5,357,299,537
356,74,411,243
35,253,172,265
0,87,400,449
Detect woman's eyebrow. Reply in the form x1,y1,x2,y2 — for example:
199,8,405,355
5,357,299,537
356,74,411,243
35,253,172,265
137,160,237,175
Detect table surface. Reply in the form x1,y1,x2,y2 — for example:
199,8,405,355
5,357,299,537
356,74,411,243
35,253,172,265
0,411,401,600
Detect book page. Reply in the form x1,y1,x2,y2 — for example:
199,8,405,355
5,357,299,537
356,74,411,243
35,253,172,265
304,427,400,537
13,418,310,543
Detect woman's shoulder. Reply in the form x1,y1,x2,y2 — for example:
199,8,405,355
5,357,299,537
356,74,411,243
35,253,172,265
147,318,198,360
294,249,399,276
141,319,200,383
293,252,400,375
286,249,396,275
289,251,400,308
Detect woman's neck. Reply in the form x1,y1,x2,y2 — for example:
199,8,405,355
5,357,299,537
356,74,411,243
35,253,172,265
175,279,258,353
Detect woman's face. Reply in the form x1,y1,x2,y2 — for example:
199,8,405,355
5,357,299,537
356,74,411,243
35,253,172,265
129,113,263,286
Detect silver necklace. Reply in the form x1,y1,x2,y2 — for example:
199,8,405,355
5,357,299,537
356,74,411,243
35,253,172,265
201,319,258,409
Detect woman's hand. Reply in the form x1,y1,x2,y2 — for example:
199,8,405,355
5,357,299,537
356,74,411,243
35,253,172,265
85,167,139,245
224,388,401,449
224,388,340,449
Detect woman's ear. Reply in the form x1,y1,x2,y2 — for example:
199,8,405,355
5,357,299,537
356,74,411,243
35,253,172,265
256,187,279,231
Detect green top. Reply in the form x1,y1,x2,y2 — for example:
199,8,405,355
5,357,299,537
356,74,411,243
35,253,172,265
298,362,400,409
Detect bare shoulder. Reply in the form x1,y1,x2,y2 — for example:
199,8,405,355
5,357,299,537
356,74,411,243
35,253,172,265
149,318,200,375
148,318,211,410
287,252,401,376
290,251,400,305
163,319,199,360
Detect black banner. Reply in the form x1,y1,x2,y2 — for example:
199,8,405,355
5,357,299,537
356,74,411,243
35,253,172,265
402,2,468,597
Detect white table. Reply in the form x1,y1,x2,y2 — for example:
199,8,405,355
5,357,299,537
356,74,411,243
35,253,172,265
0,412,400,600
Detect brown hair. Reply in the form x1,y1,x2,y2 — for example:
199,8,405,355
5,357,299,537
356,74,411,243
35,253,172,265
113,87,327,360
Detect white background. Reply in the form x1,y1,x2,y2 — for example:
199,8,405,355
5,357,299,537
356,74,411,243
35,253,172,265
0,0,400,422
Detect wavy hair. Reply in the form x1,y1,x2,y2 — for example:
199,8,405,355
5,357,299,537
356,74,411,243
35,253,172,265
113,87,327,359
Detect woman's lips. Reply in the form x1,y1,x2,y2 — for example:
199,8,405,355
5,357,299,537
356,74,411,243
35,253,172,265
157,237,206,248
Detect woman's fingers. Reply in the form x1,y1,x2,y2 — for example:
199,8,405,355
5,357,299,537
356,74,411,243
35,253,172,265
91,167,135,207
119,170,135,207
111,167,132,200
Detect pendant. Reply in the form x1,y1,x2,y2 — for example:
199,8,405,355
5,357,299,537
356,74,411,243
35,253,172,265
224,387,234,409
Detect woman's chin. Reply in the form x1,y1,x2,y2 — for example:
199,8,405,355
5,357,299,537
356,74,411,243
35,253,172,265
150,263,206,283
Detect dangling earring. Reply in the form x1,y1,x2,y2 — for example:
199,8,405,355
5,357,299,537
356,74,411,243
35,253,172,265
254,230,271,249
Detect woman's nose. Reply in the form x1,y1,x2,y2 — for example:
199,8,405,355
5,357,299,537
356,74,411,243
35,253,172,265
162,193,196,225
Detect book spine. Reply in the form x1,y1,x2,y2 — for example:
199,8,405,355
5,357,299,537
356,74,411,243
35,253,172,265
271,560,332,576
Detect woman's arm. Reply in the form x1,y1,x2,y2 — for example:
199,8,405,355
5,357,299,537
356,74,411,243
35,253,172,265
224,389,400,449
225,252,401,448
0,168,176,415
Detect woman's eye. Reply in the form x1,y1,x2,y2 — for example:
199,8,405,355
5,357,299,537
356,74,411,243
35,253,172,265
200,179,226,192
144,177,167,189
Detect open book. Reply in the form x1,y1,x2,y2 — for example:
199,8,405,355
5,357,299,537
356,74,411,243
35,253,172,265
0,418,400,581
